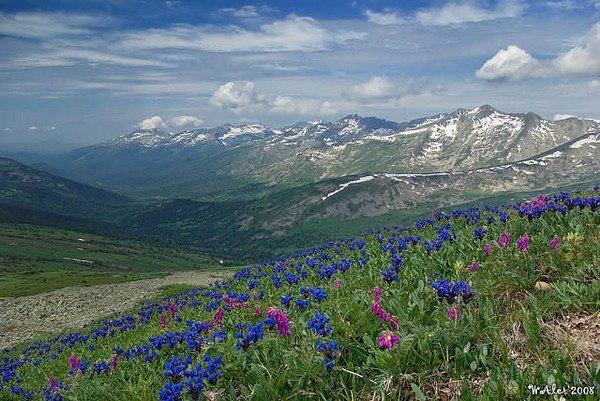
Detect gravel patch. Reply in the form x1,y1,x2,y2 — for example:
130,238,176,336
0,270,232,349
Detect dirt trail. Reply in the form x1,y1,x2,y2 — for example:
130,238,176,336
0,270,232,349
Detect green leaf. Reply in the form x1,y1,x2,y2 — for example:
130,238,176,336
410,383,427,401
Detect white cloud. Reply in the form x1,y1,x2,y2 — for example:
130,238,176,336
28,126,38,130
0,12,106,39
138,116,166,130
364,9,403,25
553,113,579,120
271,96,321,115
4,128,12,132
210,81,266,110
589,79,600,87
344,76,425,102
475,45,541,80
545,1,583,10
415,0,524,26
553,23,600,76
477,23,600,81
169,116,204,128
47,126,56,131
219,5,277,17
118,16,366,52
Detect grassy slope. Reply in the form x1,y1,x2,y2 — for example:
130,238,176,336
0,223,223,298
1,187,599,400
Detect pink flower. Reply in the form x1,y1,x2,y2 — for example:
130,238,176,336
517,234,529,252
254,307,263,317
68,354,80,372
550,236,559,251
49,377,58,391
169,303,176,322
213,308,224,327
471,263,478,271
252,293,259,300
484,244,492,255
204,390,222,401
447,305,460,319
334,280,341,288
110,354,118,372
160,314,167,329
378,331,399,349
390,316,399,330
371,288,381,302
498,232,510,247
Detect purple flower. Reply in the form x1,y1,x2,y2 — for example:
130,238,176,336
447,305,460,319
160,314,167,329
471,263,478,271
498,232,510,247
334,280,341,288
378,331,399,349
517,234,529,252
550,236,559,251
49,377,58,392
110,354,118,372
68,354,80,372
484,244,492,255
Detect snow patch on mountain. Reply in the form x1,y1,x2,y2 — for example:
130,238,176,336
571,134,600,149
322,175,374,200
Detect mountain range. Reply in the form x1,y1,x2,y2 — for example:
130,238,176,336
1,105,599,261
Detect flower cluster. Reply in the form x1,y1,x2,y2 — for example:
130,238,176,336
316,341,340,371
307,312,332,336
429,278,476,304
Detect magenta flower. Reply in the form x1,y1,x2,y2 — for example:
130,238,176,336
498,232,510,247
169,303,176,322
447,305,460,320
334,280,341,288
213,308,224,327
378,331,399,349
49,377,58,391
68,354,80,372
517,234,529,252
160,314,167,329
371,287,381,302
484,244,492,255
471,263,478,271
550,236,559,251
252,293,259,300
110,354,118,372
390,316,399,330
254,307,263,317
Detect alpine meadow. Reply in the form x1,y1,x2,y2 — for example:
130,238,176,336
1,0,600,400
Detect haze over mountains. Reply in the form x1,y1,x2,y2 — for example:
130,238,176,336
1,105,599,261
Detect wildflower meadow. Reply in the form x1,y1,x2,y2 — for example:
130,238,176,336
1,188,599,400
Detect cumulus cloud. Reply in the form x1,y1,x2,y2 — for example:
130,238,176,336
210,81,266,111
475,46,541,80
364,9,403,25
553,23,600,76
138,116,166,130
415,0,524,26
477,23,600,81
169,116,203,128
118,16,366,53
344,76,425,102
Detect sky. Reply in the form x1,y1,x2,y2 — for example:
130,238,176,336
1,0,600,147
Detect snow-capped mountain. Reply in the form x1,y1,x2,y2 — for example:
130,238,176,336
23,105,600,202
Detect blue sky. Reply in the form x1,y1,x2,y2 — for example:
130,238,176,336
1,0,600,146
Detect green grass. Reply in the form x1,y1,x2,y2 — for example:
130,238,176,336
0,223,223,297
1,188,599,400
